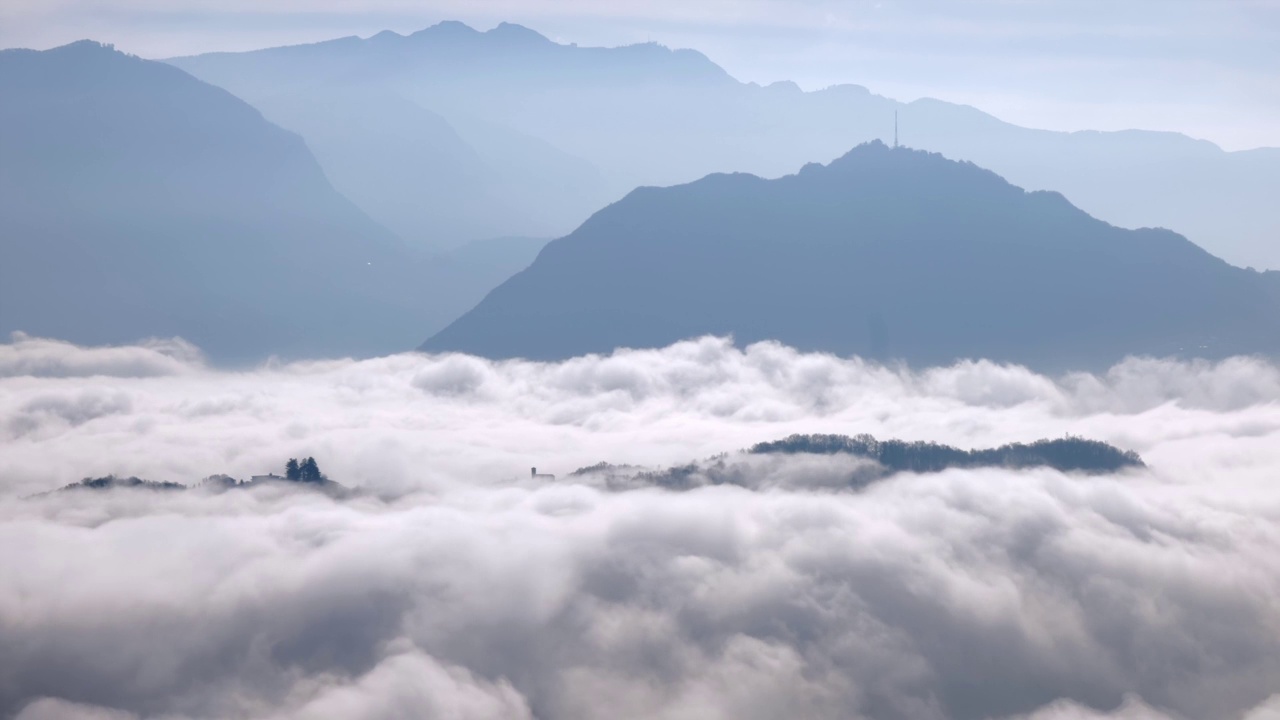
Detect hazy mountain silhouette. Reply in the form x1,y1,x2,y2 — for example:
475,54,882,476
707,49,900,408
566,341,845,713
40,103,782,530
417,236,549,332
245,85,509,249
168,21,1280,269
422,143,1280,370
0,41,539,362
168,26,616,250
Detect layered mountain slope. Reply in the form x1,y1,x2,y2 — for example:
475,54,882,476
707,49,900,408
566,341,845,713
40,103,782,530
168,22,1280,269
244,86,507,248
169,25,617,249
0,41,437,362
422,143,1280,370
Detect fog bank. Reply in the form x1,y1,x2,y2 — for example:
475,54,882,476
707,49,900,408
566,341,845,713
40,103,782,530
3,334,1280,719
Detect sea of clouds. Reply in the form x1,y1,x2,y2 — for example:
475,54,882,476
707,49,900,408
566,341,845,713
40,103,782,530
3,332,1280,720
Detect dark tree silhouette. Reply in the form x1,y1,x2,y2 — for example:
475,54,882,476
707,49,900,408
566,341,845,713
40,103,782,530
571,434,1145,494
749,433,1144,474
43,476,186,494
299,457,323,483
285,458,301,481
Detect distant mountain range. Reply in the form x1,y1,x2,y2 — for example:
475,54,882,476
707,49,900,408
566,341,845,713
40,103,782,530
7,35,1280,369
423,142,1280,370
224,83,608,251
0,42,545,361
167,21,1280,269
167,24,621,250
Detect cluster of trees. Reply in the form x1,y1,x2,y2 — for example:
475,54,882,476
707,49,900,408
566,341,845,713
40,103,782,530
36,462,346,499
748,433,1144,474
50,476,185,494
285,457,325,483
567,433,1145,495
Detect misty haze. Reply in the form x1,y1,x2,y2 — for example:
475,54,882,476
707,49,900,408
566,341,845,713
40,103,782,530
2,2,1280,719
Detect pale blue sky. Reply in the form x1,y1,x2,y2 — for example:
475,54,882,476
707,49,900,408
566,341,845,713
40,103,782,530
3,0,1277,150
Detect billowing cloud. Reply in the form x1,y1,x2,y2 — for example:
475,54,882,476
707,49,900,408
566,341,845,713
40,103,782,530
0,332,202,380
2,335,1280,719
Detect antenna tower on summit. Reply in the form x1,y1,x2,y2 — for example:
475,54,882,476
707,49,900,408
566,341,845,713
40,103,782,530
894,110,899,148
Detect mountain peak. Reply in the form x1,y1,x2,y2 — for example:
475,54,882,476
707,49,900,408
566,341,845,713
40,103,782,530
408,20,481,40
402,20,550,48
801,141,1019,201
422,150,1275,369
61,39,112,49
0,40,121,66
487,22,551,44
45,39,122,57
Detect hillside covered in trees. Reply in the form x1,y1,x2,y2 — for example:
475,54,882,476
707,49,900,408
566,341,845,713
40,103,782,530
569,434,1144,492
34,458,349,498
750,433,1144,474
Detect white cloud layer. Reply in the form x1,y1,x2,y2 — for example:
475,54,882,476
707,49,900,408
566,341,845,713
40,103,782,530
3,334,1280,719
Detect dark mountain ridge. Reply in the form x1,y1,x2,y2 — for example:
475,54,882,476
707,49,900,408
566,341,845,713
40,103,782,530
423,143,1280,370
750,434,1144,475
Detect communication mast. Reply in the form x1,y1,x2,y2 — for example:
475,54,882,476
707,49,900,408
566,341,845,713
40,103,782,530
894,110,899,148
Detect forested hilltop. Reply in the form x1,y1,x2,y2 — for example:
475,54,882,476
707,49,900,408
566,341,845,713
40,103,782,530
751,433,1143,474
569,433,1144,492
33,457,350,498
